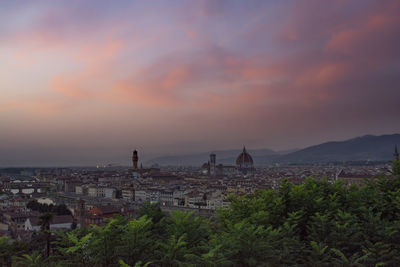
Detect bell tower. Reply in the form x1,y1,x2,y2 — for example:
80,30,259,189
210,153,216,177
132,150,138,170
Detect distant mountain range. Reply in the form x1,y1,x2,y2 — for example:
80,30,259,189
147,148,280,166
147,134,400,166
275,134,400,164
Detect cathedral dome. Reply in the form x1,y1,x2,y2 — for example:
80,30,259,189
236,147,253,166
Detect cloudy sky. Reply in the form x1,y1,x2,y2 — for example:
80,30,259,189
1,0,399,166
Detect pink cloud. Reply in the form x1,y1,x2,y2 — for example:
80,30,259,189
325,1,400,55
48,39,125,100
2,0,400,161
51,75,90,99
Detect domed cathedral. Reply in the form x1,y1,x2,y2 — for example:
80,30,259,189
236,146,254,175
201,146,255,177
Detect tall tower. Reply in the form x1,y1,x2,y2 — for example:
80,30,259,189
132,150,138,170
394,145,399,161
210,153,216,177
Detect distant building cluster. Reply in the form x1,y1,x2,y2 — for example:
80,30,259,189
0,145,398,240
202,147,255,177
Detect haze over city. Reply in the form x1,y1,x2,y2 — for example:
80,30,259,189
1,0,400,166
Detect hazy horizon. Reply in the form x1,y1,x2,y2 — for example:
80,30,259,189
1,133,399,167
1,1,400,166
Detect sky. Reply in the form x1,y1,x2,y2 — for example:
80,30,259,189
1,0,400,166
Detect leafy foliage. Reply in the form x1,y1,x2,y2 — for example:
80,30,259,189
393,159,400,176
12,251,45,267
4,176,400,266
39,212,54,258
0,236,28,267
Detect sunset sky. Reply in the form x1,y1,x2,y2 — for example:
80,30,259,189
1,0,400,166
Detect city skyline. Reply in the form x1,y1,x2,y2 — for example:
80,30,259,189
1,0,400,166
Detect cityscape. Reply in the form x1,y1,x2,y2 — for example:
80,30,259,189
1,143,399,232
1,0,400,266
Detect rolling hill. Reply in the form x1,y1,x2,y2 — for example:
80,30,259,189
147,134,400,166
275,134,400,164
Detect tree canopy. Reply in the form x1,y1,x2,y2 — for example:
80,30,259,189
4,176,400,266
27,200,72,216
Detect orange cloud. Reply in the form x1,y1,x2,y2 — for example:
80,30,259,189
325,3,400,54
109,64,197,108
295,62,349,89
51,75,90,99
111,81,180,108
161,66,192,89
48,38,125,101
186,30,198,39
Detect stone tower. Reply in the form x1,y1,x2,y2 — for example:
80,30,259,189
132,150,138,170
210,153,216,177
